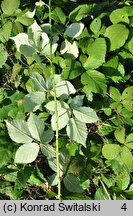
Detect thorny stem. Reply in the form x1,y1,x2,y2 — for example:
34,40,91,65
49,0,61,199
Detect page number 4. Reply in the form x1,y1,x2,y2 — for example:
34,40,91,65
121,203,127,211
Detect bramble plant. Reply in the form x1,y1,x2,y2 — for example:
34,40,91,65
0,0,133,200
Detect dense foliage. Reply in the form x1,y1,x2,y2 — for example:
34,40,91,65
0,0,133,200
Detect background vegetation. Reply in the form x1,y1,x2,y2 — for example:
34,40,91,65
0,0,133,200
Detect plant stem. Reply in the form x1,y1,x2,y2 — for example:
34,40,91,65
49,0,61,200
98,177,111,200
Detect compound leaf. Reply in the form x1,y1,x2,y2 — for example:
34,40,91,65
55,81,76,98
15,143,39,164
24,92,45,112
73,106,98,123
66,118,87,147
31,72,46,92
5,120,33,144
27,113,45,141
51,108,70,131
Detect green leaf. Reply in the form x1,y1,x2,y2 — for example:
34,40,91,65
105,24,129,51
0,147,11,168
115,171,130,190
121,108,133,127
94,187,110,200
4,168,17,182
0,21,12,43
24,92,45,112
67,142,79,156
52,7,66,24
48,154,64,175
81,179,90,190
51,108,70,130
66,155,85,176
41,35,58,56
125,184,133,196
81,70,107,95
23,9,36,18
109,87,121,102
124,143,133,149
20,45,35,57
28,21,49,50
48,173,58,186
0,167,17,175
101,174,115,188
73,106,98,123
124,6,133,16
15,143,39,164
31,72,46,92
70,95,84,108
128,37,133,54
64,193,91,200
120,146,133,170
12,21,23,35
45,100,69,113
63,175,83,193
40,129,54,144
114,127,125,144
27,21,42,47
79,37,94,54
1,0,20,15
11,64,22,80
5,120,33,144
90,17,101,34
55,81,76,98
27,113,45,141
99,123,114,136
17,166,34,187
60,59,83,80
69,4,94,21
118,62,125,77
0,44,7,68
101,55,119,80
102,144,121,160
126,133,133,143
82,86,93,102
66,117,87,147
83,38,106,69
15,16,34,26
10,33,31,52
121,86,133,111
110,8,129,24
60,40,79,59
28,171,45,189
41,143,55,159
65,23,84,38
